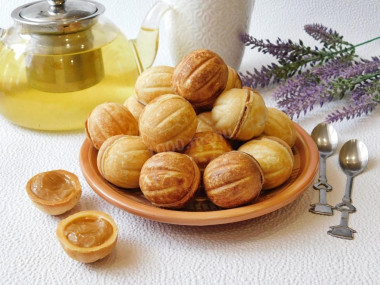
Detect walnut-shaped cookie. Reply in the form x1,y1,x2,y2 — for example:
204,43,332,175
135,65,175,105
139,152,201,209
97,135,153,188
123,94,145,123
85,102,139,150
212,88,267,141
263,107,297,147
224,66,242,91
183,131,232,172
139,94,197,152
196,112,216,133
203,151,264,208
172,49,228,108
238,136,294,190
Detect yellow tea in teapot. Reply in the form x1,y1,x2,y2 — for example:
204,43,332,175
0,0,167,131
0,32,139,131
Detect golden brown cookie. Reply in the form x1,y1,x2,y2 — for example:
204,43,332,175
183,131,232,172
139,94,197,152
263,107,297,147
135,65,175,105
139,152,201,209
196,112,216,133
85,102,139,150
224,66,242,91
238,136,294,189
97,135,153,188
123,94,145,123
212,88,267,141
172,49,228,108
203,151,264,208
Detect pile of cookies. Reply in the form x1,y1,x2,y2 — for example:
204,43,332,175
85,49,297,210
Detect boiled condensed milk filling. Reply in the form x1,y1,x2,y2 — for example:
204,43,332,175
64,216,113,248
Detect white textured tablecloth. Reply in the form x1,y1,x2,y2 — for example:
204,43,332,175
1,1,380,284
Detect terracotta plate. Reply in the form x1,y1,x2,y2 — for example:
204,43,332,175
79,123,319,226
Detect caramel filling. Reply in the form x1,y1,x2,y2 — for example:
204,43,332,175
64,217,113,248
31,171,75,201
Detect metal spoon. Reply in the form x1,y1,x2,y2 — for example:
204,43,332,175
309,122,338,215
328,139,369,240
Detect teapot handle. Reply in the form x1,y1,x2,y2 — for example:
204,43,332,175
132,2,170,72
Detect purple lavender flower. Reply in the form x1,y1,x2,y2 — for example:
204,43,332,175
311,58,353,80
338,57,380,79
240,34,316,61
275,72,332,118
241,24,380,122
240,63,282,88
304,24,343,47
349,85,372,105
274,57,380,120
326,100,377,123
240,24,356,88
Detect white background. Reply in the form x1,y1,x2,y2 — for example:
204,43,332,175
1,1,380,284
1,0,380,69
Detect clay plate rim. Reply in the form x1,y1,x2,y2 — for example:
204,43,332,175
79,123,319,226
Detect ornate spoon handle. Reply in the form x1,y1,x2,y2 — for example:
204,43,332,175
328,176,357,240
309,155,334,215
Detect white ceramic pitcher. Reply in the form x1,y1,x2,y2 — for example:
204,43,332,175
145,0,255,70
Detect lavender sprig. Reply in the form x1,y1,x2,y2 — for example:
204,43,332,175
273,57,380,121
241,23,380,122
326,101,377,122
326,76,380,122
240,34,319,61
240,23,355,88
304,24,348,48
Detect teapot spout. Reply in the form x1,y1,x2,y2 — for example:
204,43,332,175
132,2,170,73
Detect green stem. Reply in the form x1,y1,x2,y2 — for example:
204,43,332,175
334,70,380,99
297,36,380,67
351,70,380,85
319,35,380,60
273,36,380,80
354,36,380,48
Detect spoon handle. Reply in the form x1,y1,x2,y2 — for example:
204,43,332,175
342,175,354,204
328,175,357,240
309,155,334,216
317,155,328,183
313,156,333,190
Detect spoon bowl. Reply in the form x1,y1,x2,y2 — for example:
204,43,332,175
339,139,369,177
309,122,338,215
328,139,368,240
311,122,338,156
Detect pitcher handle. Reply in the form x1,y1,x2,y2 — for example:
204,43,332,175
132,2,170,72
0,28,6,41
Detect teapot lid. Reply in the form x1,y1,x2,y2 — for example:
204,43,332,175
11,0,105,34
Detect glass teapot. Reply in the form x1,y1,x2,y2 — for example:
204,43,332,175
0,0,169,130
